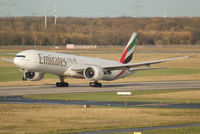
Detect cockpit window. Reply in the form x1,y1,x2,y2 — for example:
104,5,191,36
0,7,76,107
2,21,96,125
15,55,26,58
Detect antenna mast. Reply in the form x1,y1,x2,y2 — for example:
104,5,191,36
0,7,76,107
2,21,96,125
53,4,57,24
163,8,167,18
44,3,47,29
6,0,9,17
136,0,142,17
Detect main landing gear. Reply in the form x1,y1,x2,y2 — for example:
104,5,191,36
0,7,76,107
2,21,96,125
56,76,69,87
89,81,102,87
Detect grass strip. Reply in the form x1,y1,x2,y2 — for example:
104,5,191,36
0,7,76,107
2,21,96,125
24,89,200,104
1,103,200,134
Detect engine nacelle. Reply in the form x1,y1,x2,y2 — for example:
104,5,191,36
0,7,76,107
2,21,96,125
84,66,104,81
24,72,44,81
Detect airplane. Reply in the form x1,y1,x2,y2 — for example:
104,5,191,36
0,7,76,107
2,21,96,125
2,32,190,87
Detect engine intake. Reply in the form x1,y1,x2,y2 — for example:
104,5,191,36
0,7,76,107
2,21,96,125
84,66,104,81
24,72,44,81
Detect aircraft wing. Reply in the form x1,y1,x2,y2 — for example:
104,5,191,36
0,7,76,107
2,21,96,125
1,58,14,63
103,56,190,71
130,67,167,71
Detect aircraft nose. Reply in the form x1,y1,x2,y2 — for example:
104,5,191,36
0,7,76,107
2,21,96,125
14,57,21,67
14,57,23,68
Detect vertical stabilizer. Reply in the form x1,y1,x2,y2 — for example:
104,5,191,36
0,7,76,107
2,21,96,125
119,32,137,64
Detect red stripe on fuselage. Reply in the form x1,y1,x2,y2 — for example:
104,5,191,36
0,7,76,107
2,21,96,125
115,69,126,78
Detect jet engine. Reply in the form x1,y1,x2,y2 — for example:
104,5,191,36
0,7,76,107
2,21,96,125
23,72,44,81
83,66,104,81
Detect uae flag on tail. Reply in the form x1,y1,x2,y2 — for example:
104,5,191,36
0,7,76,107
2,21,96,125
120,33,137,64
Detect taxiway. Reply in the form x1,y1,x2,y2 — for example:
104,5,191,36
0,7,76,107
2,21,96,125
1,96,200,108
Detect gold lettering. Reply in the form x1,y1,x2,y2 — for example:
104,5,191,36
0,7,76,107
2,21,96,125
37,53,67,67
43,56,48,64
38,54,43,64
61,59,67,67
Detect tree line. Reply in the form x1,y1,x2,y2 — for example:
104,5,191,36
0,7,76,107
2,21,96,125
0,17,200,46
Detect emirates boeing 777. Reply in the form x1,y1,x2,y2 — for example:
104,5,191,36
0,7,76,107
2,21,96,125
2,33,190,87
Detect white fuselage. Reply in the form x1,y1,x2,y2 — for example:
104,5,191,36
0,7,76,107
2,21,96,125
14,50,134,81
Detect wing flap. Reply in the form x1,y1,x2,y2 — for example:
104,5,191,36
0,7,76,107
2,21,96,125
130,67,167,72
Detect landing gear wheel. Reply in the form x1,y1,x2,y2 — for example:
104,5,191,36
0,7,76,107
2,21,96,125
89,82,93,87
95,82,102,87
89,81,102,87
56,82,69,87
56,76,69,87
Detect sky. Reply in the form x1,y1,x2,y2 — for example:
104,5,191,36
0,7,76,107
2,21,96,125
0,0,200,17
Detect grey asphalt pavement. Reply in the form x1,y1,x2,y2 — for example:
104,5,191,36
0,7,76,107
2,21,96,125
0,80,200,96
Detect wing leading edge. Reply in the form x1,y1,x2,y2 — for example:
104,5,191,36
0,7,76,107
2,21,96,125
103,55,191,71
1,58,14,63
